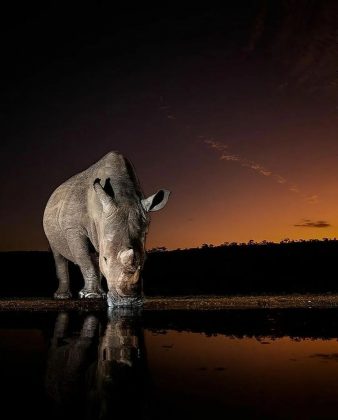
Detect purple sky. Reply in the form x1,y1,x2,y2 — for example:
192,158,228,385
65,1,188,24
2,3,338,250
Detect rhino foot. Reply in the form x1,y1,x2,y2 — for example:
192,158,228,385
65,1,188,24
79,289,106,299
54,290,72,299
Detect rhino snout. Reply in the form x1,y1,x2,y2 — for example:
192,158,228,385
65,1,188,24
107,289,143,308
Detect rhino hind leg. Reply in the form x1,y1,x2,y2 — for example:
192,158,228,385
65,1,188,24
53,250,72,299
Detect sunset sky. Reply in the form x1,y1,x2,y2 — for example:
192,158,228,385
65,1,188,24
2,3,338,251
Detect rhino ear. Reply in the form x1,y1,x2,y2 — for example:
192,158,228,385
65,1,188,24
93,178,116,213
141,189,171,212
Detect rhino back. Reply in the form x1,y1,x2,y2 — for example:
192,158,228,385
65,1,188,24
43,151,144,259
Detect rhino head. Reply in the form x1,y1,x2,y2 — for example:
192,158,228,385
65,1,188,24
93,179,170,307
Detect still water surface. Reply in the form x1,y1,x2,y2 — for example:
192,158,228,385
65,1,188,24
1,309,338,419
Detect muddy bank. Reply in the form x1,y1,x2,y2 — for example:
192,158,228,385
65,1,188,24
1,294,338,311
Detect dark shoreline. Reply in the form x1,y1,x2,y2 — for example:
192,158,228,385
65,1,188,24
143,240,338,296
2,240,338,297
1,294,338,311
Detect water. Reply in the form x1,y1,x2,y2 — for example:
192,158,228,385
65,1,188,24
1,309,338,419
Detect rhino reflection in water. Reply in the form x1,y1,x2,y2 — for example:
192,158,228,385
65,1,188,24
46,311,148,419
87,309,147,419
43,151,170,306
45,313,99,407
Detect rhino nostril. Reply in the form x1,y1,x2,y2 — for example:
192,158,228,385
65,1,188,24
103,257,107,263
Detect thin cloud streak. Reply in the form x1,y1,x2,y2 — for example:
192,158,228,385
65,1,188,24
306,195,319,204
294,219,331,228
205,139,319,203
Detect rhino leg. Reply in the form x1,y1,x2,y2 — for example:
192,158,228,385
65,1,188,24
52,312,69,344
53,250,72,299
80,315,99,338
91,253,106,297
78,256,106,299
66,231,106,299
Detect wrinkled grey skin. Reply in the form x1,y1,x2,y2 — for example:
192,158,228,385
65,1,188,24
43,151,170,306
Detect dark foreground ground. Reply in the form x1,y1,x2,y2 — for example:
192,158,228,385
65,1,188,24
1,294,338,311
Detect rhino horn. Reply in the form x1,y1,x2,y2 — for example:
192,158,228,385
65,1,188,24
119,249,134,266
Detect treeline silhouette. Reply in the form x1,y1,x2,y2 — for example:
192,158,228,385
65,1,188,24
1,238,338,297
144,238,338,295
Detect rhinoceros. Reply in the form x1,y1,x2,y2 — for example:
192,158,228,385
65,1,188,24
43,151,170,306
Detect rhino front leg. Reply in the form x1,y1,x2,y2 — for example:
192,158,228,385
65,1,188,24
78,263,106,299
67,231,106,299
53,249,72,299
92,252,106,297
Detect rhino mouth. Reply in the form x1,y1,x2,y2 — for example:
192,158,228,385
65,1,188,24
107,289,143,308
